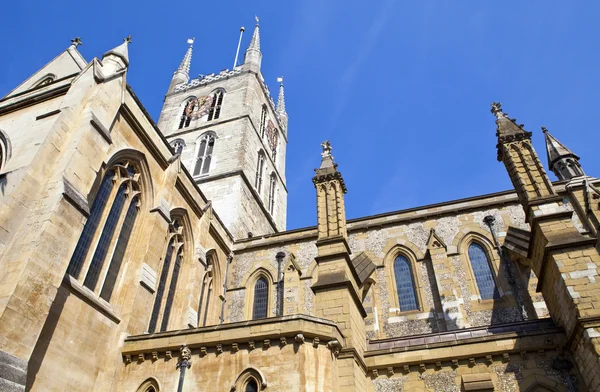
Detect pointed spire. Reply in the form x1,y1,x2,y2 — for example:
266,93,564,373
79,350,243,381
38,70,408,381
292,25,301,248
243,17,262,72
248,16,261,52
313,141,347,192
491,102,532,161
543,127,583,180
276,77,286,114
177,38,194,76
102,36,131,67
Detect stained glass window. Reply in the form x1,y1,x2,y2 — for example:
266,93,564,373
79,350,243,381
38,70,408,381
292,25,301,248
393,255,418,311
468,243,498,300
252,277,268,319
83,184,127,291
99,196,139,301
67,170,115,278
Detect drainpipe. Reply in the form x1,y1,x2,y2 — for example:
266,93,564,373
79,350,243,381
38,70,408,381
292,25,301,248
176,345,191,392
276,252,285,316
219,252,233,324
483,215,525,318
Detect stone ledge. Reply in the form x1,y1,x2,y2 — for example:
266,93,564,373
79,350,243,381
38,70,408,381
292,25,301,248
123,314,344,355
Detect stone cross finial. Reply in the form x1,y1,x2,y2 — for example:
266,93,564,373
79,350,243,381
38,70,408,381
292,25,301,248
70,37,82,47
321,140,332,158
490,102,503,118
123,35,132,44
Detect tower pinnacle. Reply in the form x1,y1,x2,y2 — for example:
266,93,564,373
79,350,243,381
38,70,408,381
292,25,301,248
543,127,583,180
168,39,194,93
276,77,286,115
491,102,531,161
243,18,262,72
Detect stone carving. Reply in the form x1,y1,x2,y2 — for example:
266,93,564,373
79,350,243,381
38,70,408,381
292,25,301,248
295,334,305,344
137,353,145,363
165,351,172,359
180,345,191,361
280,337,287,346
151,351,158,361
124,354,131,364
387,367,394,376
248,341,255,350
313,337,320,347
263,339,271,348
231,343,239,353
216,344,223,354
327,340,341,356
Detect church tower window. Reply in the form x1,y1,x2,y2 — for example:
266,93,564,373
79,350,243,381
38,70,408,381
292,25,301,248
252,276,269,319
468,243,498,300
148,218,186,333
193,133,215,177
255,152,265,194
393,255,418,311
268,173,276,215
207,89,224,121
179,98,196,129
259,105,267,138
66,161,141,301
245,380,258,392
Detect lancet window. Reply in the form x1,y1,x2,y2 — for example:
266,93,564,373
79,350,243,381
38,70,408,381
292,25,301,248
148,218,186,333
393,255,418,311
255,152,265,194
259,105,267,138
252,277,269,319
193,132,215,176
268,173,276,215
66,161,142,302
467,243,498,300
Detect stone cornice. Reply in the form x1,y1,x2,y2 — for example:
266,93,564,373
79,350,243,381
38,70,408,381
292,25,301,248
122,315,344,357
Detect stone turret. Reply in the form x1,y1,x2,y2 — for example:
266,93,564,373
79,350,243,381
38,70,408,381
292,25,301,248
494,102,600,391
543,126,584,181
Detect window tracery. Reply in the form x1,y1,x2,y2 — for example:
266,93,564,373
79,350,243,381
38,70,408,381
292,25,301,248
207,89,224,121
148,217,186,333
252,276,269,319
66,161,141,301
193,133,215,176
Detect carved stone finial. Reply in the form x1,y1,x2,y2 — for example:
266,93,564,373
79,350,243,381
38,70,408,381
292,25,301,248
490,102,503,117
123,35,132,44
321,140,332,159
70,37,82,47
255,15,260,26
541,126,549,133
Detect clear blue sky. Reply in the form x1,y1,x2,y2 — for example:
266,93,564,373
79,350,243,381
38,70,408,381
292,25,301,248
2,1,599,230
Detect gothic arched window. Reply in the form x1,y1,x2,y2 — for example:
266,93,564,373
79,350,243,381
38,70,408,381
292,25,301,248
66,161,141,302
259,105,267,138
193,133,215,177
245,380,258,392
393,255,418,311
197,257,215,327
255,152,265,194
468,243,498,300
268,173,276,215
170,138,186,155
0,131,9,171
179,98,196,129
252,277,269,319
148,218,186,333
208,90,224,121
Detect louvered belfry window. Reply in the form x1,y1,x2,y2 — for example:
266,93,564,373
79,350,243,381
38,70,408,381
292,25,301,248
179,98,196,129
393,255,418,311
252,277,269,319
468,243,498,300
66,162,141,301
148,219,186,333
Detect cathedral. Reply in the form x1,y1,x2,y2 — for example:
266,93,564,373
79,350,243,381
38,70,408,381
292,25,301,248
0,20,599,392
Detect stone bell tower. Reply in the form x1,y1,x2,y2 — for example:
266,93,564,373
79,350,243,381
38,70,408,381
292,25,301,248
156,20,288,239
493,102,600,391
